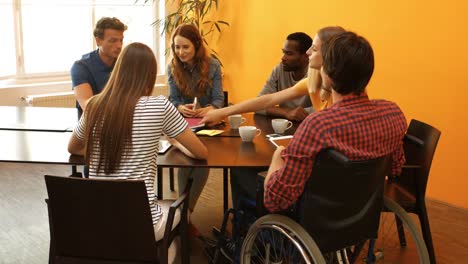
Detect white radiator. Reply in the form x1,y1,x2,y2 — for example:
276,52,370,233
23,91,76,108
22,84,168,108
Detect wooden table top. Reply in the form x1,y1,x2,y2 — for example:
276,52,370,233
157,113,299,168
0,130,82,165
0,106,77,132
0,110,298,168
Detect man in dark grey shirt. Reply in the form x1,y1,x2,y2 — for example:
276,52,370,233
255,32,313,121
231,32,313,211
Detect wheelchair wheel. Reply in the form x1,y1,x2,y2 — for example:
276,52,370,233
240,214,326,264
355,197,430,263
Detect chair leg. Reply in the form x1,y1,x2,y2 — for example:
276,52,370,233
418,203,437,264
157,167,164,200
395,214,407,247
45,200,55,264
223,168,229,212
70,165,83,178
180,217,190,264
366,239,377,263
170,168,175,192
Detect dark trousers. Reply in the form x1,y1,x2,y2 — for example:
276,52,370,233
230,167,265,210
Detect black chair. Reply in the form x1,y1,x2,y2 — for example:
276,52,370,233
45,175,193,264
385,119,441,264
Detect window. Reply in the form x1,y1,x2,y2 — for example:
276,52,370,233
0,1,16,77
0,0,164,81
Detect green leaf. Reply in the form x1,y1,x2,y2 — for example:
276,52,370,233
217,20,229,26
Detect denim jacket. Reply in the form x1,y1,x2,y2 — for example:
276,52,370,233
168,58,224,108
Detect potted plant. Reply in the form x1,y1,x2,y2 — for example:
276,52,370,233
141,0,229,65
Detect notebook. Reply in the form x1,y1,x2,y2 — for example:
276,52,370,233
185,117,205,130
158,139,172,154
269,135,293,148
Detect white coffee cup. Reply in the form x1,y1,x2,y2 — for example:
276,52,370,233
228,114,246,129
272,119,293,134
239,126,261,142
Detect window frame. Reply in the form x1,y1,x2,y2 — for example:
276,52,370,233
1,0,165,85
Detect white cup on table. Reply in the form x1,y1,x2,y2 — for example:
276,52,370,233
239,126,261,142
272,118,293,134
228,114,246,129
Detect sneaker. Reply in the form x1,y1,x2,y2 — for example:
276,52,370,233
203,239,234,264
220,239,236,263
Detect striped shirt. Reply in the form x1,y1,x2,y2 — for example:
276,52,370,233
74,96,188,224
264,93,407,212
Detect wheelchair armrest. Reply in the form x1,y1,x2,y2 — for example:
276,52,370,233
402,164,421,170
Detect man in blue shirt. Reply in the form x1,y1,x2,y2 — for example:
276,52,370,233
71,17,127,118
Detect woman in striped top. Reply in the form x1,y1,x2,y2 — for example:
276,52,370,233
68,42,208,246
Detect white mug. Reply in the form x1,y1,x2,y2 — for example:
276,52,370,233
272,119,293,134
239,126,261,142
228,114,246,129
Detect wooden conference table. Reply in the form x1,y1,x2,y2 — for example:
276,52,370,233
0,106,77,132
0,106,298,209
0,129,82,166
157,113,299,209
0,106,82,176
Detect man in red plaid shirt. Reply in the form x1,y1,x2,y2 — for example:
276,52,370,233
263,31,407,212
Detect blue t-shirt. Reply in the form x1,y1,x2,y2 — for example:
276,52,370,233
70,49,113,117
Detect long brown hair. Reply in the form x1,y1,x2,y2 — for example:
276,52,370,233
309,26,346,100
317,26,346,44
84,42,157,174
170,23,211,98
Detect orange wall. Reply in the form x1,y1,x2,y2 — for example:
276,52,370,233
215,0,468,208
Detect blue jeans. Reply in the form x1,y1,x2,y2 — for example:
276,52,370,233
230,167,265,210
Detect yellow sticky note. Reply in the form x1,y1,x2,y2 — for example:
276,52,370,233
196,129,224,136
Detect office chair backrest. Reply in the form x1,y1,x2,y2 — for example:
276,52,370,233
399,119,441,199
45,175,158,263
296,149,392,253
223,91,229,107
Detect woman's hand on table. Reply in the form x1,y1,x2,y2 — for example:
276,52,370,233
167,138,195,158
194,106,214,117
178,104,196,117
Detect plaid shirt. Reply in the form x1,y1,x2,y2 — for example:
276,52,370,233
264,93,407,212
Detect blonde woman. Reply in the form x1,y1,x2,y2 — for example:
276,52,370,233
209,26,346,213
201,26,346,126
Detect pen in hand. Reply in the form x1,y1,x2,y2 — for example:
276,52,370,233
192,97,198,111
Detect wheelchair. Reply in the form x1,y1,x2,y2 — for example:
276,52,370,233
209,149,430,264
